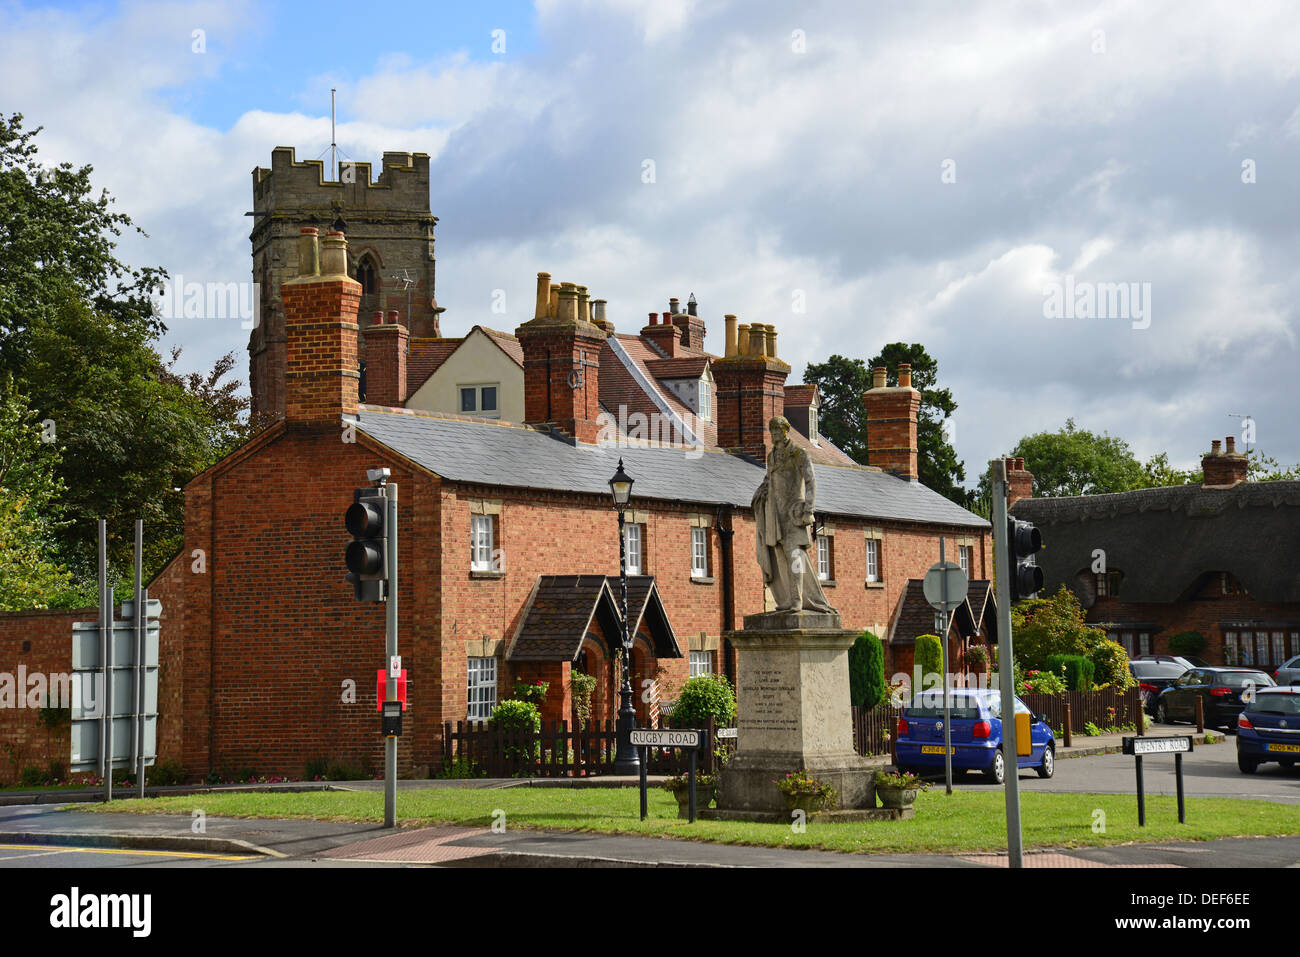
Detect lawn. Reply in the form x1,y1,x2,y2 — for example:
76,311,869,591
83,786,1300,856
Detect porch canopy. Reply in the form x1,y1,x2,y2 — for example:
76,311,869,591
505,574,681,662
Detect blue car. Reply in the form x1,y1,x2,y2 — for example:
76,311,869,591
896,689,1056,784
1236,686,1300,773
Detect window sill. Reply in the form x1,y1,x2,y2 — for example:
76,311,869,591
865,580,885,589
690,575,715,585
470,569,505,580
820,579,837,588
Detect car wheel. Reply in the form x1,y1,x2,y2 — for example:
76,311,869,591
1156,701,1171,725
1237,753,1258,774
1280,759,1295,769
984,750,1005,784
1036,743,1054,779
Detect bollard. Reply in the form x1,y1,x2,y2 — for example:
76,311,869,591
1194,695,1204,734
1137,699,1145,736
1063,702,1073,748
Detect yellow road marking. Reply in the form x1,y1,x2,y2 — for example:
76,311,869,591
0,843,255,861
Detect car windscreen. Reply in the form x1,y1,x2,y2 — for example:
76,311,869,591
1131,662,1186,678
1246,693,1300,716
906,694,983,719
1217,671,1273,688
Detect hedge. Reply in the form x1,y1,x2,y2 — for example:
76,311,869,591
1045,654,1095,691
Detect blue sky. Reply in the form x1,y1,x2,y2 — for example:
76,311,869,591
5,0,1300,480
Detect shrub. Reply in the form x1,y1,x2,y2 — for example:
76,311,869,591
324,762,368,781
848,631,887,708
914,634,943,685
302,756,330,781
146,759,186,787
19,765,45,787
1046,654,1095,691
436,757,484,779
1017,668,1067,696
1089,639,1136,690
570,670,597,731
46,760,66,782
1168,631,1206,657
1011,585,1108,671
492,699,542,762
670,673,736,729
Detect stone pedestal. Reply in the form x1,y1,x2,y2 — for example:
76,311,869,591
714,612,875,814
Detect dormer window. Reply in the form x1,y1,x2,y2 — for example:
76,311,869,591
809,403,819,444
698,375,711,421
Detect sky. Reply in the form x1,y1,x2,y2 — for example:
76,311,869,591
5,0,1300,485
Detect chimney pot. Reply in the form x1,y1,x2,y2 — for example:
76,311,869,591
1225,436,1236,454
724,314,738,357
764,324,777,359
1211,439,1222,455
534,272,552,320
388,309,401,325
648,312,658,325
736,323,750,356
687,293,698,317
297,227,320,278
669,298,679,315
372,310,384,326
898,363,913,389
872,366,887,389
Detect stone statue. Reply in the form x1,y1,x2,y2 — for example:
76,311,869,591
751,416,836,615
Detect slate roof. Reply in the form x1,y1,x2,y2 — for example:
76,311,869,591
355,406,989,529
506,575,680,662
1011,482,1300,605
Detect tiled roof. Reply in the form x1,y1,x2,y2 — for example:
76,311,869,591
784,384,817,407
890,579,976,646
506,575,680,661
479,326,524,367
406,337,462,391
645,357,709,379
355,406,989,528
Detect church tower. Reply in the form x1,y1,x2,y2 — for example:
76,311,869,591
248,147,444,419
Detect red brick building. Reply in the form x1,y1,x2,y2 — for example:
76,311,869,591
1010,442,1300,673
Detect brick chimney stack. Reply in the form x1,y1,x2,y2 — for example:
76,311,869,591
515,272,607,443
713,316,789,461
669,294,706,350
280,228,361,428
642,311,682,357
1005,457,1034,507
1202,435,1248,487
363,306,409,407
862,363,920,480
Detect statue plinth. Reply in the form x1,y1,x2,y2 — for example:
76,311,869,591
714,616,876,814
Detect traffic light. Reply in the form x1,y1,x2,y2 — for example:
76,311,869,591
1006,517,1043,602
345,487,388,602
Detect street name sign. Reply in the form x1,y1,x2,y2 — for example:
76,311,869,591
630,728,700,748
1123,736,1193,755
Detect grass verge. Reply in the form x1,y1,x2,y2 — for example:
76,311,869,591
81,787,1300,856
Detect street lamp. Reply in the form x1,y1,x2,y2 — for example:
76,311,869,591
609,458,640,774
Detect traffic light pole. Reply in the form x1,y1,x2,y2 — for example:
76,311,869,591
991,458,1023,868
384,482,398,829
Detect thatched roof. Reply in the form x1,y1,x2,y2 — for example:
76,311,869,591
1011,481,1300,605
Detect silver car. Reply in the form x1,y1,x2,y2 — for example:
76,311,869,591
1274,655,1300,686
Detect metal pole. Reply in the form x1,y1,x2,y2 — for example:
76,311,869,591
384,483,398,828
99,520,114,803
1135,755,1146,826
613,508,639,773
639,747,648,821
990,459,1023,867
135,520,146,799
940,538,952,795
688,748,697,823
1175,752,1185,824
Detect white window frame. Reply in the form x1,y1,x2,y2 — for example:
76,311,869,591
624,522,643,575
865,538,880,583
958,545,972,576
1224,630,1238,666
690,527,708,578
689,651,712,677
467,657,497,722
817,535,831,581
471,514,495,571
1138,632,1151,656
698,377,711,421
458,383,501,418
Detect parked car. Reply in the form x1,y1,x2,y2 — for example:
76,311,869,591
1273,654,1300,686
1129,660,1188,717
1236,687,1300,773
1132,653,1210,669
1154,667,1277,730
895,689,1055,784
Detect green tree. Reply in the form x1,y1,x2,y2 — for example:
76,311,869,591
1010,585,1108,672
670,673,737,728
914,634,943,683
0,379,83,609
848,631,887,708
804,343,965,502
1006,419,1143,497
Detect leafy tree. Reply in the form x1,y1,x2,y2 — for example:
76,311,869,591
1090,639,1136,690
804,343,966,503
0,114,165,377
1168,631,1206,657
670,673,737,729
0,379,83,609
1010,585,1108,671
848,631,887,708
1007,419,1143,497
914,634,943,683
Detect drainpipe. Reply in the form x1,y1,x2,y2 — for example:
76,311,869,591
714,504,736,685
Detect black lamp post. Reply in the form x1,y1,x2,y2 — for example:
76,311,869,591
609,458,640,774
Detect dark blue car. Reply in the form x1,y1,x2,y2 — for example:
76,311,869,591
1236,686,1300,773
896,689,1056,784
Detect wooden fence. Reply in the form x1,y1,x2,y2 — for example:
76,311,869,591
851,704,901,757
1020,686,1142,734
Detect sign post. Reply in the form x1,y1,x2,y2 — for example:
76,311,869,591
1122,735,1193,825
923,548,968,796
630,728,703,822
990,458,1024,867
384,482,399,829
